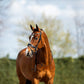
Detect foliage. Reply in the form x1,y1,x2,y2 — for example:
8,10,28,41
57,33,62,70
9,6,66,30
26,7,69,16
18,15,76,57
0,0,12,35
0,57,18,84
0,55,84,84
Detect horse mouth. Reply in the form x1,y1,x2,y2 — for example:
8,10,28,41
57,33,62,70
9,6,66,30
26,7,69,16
26,48,33,57
28,53,33,57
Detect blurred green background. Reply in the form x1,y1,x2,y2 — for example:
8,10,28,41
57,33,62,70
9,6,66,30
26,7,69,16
0,55,84,84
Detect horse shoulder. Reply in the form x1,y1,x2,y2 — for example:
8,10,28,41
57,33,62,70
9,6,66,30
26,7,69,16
17,48,26,59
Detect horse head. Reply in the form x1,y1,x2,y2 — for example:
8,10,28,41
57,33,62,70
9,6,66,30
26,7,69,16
26,24,45,57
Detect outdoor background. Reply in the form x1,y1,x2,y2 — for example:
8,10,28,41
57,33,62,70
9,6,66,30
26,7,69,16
0,0,84,84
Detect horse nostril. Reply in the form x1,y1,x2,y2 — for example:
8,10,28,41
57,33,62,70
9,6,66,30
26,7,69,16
27,52,29,56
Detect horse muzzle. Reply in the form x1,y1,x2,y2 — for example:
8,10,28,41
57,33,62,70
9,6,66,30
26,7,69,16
25,48,33,57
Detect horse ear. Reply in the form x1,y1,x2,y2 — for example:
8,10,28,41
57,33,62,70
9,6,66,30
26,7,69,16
36,24,40,31
30,24,34,31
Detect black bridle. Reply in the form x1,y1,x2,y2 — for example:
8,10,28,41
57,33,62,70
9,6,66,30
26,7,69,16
27,31,41,55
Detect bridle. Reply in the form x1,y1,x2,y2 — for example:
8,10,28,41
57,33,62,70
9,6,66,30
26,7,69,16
27,31,42,55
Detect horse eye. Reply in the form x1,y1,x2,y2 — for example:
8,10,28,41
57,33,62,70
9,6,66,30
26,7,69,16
35,37,38,40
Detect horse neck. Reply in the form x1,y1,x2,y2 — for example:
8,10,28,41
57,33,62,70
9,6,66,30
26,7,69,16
37,32,52,65
44,38,52,65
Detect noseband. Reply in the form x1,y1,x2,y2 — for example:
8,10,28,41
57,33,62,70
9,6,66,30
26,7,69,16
27,31,41,55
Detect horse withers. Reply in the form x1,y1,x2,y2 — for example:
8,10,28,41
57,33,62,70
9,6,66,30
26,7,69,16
16,24,55,84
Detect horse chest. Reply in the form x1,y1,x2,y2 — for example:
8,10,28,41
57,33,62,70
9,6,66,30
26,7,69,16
32,63,52,80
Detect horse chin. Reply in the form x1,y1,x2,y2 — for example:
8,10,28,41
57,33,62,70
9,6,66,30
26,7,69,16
26,53,33,57
25,48,33,57
29,51,33,57
27,53,33,58
30,54,33,57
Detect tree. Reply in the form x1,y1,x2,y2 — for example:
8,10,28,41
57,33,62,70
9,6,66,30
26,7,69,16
0,0,12,35
74,15,84,56
18,15,76,57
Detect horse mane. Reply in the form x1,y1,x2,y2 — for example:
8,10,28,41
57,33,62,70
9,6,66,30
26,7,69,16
36,30,52,65
42,31,52,64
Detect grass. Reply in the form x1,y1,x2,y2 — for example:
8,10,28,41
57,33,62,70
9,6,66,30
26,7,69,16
0,56,84,84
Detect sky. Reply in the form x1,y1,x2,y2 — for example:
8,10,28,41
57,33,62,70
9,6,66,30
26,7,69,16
0,0,84,59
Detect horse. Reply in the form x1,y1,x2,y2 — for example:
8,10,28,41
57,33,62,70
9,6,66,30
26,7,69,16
16,24,55,84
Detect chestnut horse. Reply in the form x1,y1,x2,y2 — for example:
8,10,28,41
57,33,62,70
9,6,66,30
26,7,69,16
16,24,55,84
